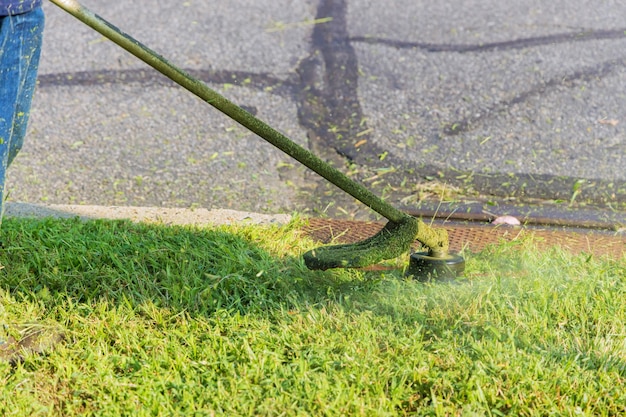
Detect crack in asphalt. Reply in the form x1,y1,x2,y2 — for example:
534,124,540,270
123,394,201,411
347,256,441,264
350,27,626,52
38,68,297,97
443,57,626,136
295,0,380,165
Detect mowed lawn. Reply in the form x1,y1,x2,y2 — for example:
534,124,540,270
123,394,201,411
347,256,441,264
0,216,625,416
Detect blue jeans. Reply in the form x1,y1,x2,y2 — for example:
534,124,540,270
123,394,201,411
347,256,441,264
0,7,44,223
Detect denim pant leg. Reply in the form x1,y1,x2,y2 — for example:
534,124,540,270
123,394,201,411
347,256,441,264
0,8,45,223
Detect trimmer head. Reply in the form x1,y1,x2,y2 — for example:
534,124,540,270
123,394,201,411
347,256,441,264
304,215,465,281
405,251,466,282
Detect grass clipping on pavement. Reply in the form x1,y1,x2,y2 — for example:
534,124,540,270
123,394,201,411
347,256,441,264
0,216,625,415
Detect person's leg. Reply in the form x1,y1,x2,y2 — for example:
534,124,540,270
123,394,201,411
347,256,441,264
0,8,45,224
0,11,59,364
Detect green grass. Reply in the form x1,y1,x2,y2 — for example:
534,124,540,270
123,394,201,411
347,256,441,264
0,216,625,416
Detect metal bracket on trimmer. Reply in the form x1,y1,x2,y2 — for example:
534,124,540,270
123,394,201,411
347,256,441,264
48,0,465,280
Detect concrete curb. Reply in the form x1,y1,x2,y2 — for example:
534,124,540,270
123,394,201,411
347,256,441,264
4,202,292,227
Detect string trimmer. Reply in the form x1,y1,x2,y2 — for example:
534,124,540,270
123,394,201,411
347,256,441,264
48,0,464,279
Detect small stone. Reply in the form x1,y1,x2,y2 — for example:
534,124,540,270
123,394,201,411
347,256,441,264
492,215,521,226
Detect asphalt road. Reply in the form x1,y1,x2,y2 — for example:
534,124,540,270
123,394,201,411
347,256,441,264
9,0,626,220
